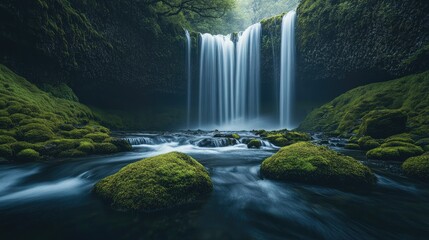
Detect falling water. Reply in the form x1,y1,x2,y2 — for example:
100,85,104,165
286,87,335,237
280,10,296,129
197,23,261,129
185,30,191,128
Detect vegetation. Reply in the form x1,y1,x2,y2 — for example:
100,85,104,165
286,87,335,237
402,154,429,181
0,64,131,161
261,142,376,189
247,139,262,149
93,152,213,212
299,71,429,137
256,129,311,147
367,141,424,162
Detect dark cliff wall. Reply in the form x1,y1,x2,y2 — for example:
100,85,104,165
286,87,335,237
296,0,429,105
0,0,186,110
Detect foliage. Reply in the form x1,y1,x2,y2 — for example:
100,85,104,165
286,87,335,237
298,71,429,137
261,142,376,188
93,152,213,212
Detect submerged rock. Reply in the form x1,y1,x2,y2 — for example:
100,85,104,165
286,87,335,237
93,152,212,212
261,142,376,188
402,154,429,181
264,131,311,147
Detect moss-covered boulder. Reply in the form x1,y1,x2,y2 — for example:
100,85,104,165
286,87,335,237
247,139,262,149
402,154,429,181
94,152,212,212
344,143,360,150
358,110,407,138
264,130,311,147
357,136,381,150
261,142,376,188
367,141,424,161
16,149,40,161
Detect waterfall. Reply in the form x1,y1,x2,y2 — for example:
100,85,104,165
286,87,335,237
185,30,191,128
197,23,261,129
280,10,296,129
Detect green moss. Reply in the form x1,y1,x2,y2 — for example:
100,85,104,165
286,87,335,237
40,83,79,102
385,133,415,144
247,139,262,149
16,149,41,161
0,145,12,158
231,133,240,139
59,149,87,158
298,71,429,136
261,142,376,188
0,135,17,144
357,136,380,150
93,152,213,211
0,64,128,161
345,143,360,150
367,141,424,161
108,138,132,152
84,133,110,143
77,141,94,153
0,117,13,128
402,155,429,181
264,130,311,147
358,110,407,138
94,143,118,154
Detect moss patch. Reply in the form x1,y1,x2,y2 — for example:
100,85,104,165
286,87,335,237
258,130,311,147
0,64,129,161
93,152,213,212
402,155,429,181
261,142,376,189
298,71,429,137
247,139,262,149
367,141,424,161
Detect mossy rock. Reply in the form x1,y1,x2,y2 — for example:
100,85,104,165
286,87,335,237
385,133,415,144
0,135,17,144
0,117,13,128
16,149,41,161
345,143,360,150
247,139,262,149
108,138,132,152
357,136,380,150
77,141,94,153
213,133,240,139
416,138,429,147
94,143,118,154
359,110,407,138
402,155,429,181
367,141,424,161
84,133,110,143
261,142,376,189
59,149,87,158
0,145,13,159
93,152,213,212
265,131,311,147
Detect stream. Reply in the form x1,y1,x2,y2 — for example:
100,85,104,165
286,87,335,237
0,131,428,239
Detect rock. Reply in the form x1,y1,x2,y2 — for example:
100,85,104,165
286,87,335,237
366,141,424,161
16,149,40,161
265,131,311,147
402,154,429,181
213,133,240,139
196,138,237,148
357,136,380,150
261,142,376,188
93,152,212,212
247,139,262,149
359,110,407,138
345,143,360,150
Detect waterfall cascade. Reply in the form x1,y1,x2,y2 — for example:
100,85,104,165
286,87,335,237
186,11,296,130
280,10,296,129
197,23,261,129
185,30,191,128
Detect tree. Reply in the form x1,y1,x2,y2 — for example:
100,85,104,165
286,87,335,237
148,0,234,18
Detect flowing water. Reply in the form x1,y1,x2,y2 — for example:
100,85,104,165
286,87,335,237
197,24,262,129
0,132,428,239
280,10,296,129
186,30,192,129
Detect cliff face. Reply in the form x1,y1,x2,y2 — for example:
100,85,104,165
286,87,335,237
0,0,186,109
296,0,429,104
